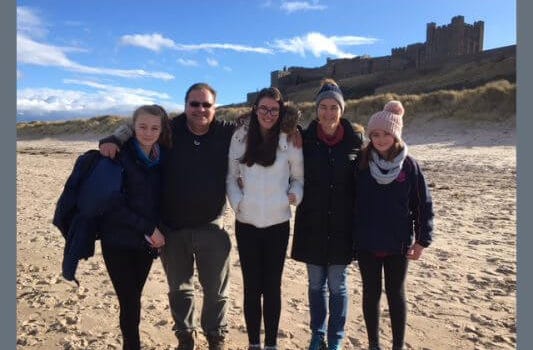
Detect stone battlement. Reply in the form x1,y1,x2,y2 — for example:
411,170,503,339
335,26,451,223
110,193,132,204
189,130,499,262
248,16,509,103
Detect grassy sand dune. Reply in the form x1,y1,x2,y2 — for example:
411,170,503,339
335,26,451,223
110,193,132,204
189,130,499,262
17,80,515,140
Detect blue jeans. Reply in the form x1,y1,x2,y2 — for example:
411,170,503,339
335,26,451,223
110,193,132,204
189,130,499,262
307,264,348,345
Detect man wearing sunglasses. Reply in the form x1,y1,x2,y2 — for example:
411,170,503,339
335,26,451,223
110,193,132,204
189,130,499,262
99,83,234,350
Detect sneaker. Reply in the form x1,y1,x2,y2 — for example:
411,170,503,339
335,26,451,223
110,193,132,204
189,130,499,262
308,334,327,350
328,343,342,350
176,331,197,350
248,345,261,350
263,346,278,350
207,334,226,350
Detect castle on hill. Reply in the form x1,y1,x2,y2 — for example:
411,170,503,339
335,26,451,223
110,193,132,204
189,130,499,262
246,16,515,103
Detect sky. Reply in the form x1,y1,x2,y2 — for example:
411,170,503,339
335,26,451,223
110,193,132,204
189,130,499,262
16,0,516,122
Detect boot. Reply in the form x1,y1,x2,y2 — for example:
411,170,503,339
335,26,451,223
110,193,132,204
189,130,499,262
207,333,226,350
308,334,327,350
368,342,381,350
328,342,342,350
176,330,197,350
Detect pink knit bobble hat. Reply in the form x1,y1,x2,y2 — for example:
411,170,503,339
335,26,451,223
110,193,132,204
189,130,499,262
367,100,405,141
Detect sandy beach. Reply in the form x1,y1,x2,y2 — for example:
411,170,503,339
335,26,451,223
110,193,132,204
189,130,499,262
16,117,516,349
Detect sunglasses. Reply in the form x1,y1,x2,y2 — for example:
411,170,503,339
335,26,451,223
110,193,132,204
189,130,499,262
189,101,213,108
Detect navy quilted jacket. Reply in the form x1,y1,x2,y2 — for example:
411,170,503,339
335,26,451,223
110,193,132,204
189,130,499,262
99,139,164,251
354,155,434,254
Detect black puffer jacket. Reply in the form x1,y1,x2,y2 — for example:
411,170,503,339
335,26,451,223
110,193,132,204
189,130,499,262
291,118,363,265
99,139,164,251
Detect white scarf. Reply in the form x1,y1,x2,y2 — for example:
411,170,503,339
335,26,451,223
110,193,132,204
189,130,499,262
369,144,408,184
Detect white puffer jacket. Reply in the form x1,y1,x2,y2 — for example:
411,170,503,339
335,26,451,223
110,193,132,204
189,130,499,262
226,126,304,228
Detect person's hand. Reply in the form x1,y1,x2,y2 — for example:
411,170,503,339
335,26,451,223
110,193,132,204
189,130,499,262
150,227,166,248
99,142,120,159
287,129,303,149
406,242,424,260
288,193,297,205
235,113,251,128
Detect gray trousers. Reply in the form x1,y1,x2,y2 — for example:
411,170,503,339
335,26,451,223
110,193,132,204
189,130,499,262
160,220,231,337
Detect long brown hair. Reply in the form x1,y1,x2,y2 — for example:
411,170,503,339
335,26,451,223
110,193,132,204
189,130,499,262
132,104,173,148
358,139,405,170
240,87,284,167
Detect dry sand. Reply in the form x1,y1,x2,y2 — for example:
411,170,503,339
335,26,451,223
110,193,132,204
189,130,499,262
16,118,516,349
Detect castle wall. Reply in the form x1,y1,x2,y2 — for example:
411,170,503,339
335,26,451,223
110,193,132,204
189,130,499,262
276,66,328,90
329,57,371,78
261,16,511,104
371,56,391,72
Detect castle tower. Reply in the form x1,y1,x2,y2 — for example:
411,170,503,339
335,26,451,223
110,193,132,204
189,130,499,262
271,70,281,88
426,22,437,61
472,21,484,52
450,16,465,56
425,16,484,63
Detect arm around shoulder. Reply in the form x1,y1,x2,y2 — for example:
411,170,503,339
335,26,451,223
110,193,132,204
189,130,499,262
98,122,134,158
288,141,304,205
226,129,245,211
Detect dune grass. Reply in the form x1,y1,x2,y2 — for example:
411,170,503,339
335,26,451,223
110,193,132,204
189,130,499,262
17,80,515,138
16,115,128,138
219,79,516,127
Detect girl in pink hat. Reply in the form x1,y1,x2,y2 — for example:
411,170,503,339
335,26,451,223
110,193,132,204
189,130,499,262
354,101,434,350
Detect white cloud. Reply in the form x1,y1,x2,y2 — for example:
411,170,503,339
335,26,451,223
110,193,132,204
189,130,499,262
120,33,176,52
330,35,378,46
16,7,174,81
18,34,174,80
280,1,327,13
270,32,377,58
175,43,273,54
17,6,48,38
63,79,171,99
206,58,219,67
17,82,181,120
120,33,273,54
177,58,199,67
18,34,76,67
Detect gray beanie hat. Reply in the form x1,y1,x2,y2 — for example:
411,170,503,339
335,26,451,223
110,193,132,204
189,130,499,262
315,83,345,113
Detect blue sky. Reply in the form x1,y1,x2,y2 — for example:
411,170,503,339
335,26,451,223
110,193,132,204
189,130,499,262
17,0,516,121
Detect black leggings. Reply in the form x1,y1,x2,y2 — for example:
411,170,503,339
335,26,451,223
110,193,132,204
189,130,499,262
102,245,153,350
235,220,290,347
357,251,409,348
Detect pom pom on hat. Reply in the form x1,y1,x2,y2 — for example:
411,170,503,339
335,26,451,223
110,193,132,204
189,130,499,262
383,100,404,117
315,80,345,113
367,100,405,141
